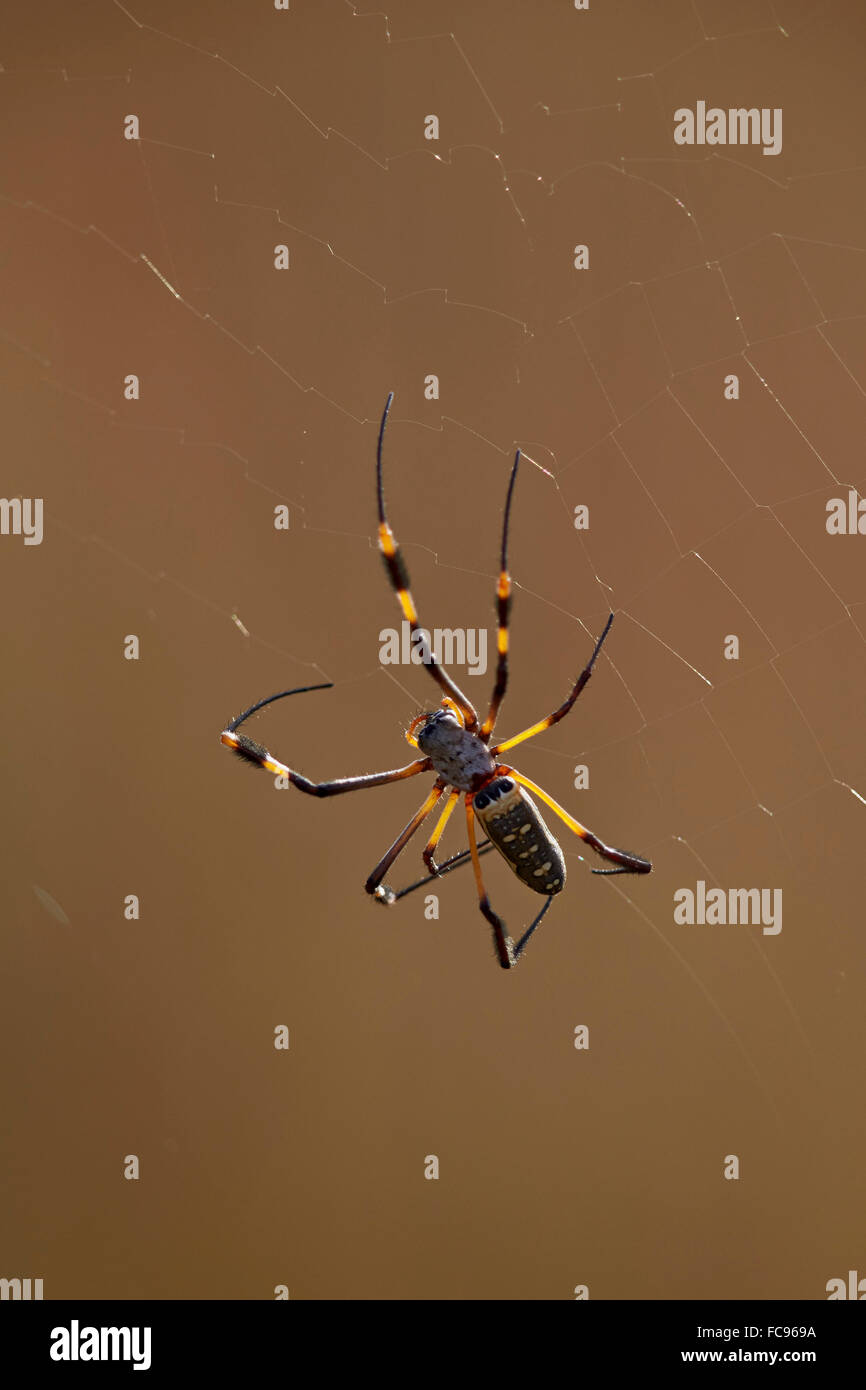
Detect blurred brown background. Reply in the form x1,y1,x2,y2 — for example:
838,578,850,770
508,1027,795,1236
1,1,864,1300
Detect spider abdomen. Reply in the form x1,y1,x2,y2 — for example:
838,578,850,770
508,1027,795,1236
473,777,566,896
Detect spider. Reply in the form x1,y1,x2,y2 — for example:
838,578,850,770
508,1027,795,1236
220,393,651,969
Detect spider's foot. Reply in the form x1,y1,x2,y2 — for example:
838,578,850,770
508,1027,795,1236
500,938,518,970
373,884,396,906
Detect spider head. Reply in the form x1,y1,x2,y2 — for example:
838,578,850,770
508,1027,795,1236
406,698,467,750
415,707,462,754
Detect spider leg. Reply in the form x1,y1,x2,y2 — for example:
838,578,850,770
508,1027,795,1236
512,896,556,960
221,684,431,794
506,768,652,875
480,450,520,742
492,612,615,756
465,798,555,969
374,840,497,904
423,788,460,873
376,393,479,731
365,779,447,901
383,786,494,903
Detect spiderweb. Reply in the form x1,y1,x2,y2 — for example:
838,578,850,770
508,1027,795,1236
2,0,864,1301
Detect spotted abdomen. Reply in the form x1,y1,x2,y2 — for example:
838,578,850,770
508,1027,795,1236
473,776,566,896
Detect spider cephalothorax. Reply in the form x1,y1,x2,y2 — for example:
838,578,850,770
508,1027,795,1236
414,708,494,792
221,393,651,970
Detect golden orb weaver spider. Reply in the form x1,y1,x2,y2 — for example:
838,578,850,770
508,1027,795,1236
220,393,652,969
